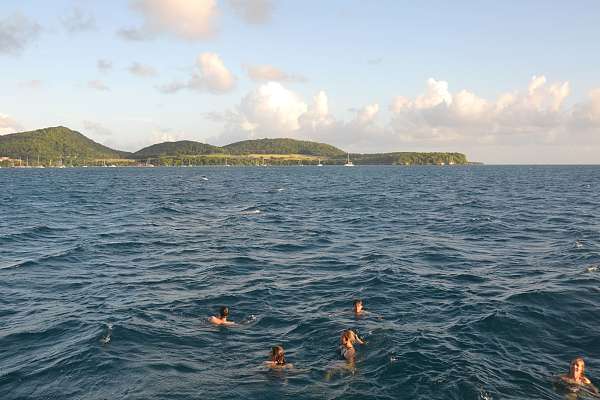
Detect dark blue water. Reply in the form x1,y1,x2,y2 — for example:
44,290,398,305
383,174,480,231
1,166,599,400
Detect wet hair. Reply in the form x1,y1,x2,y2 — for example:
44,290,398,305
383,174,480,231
353,299,363,306
271,346,286,365
341,330,354,346
219,306,229,318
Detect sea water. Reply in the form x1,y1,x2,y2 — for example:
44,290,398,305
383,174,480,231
1,166,599,399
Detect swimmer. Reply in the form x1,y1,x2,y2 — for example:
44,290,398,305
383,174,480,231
352,299,383,319
560,357,599,395
208,306,235,326
353,299,364,315
339,329,365,361
265,345,293,369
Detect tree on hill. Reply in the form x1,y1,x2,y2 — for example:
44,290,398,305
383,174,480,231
0,126,130,162
133,140,223,158
223,138,346,157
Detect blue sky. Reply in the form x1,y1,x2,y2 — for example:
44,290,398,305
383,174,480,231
1,0,600,163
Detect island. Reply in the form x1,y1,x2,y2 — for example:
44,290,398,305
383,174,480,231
0,126,474,167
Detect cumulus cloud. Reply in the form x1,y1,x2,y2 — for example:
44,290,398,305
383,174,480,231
0,114,21,135
129,62,157,77
227,0,273,24
97,59,112,72
569,88,600,134
158,52,235,94
119,0,219,41
62,7,96,33
387,75,574,145
204,75,600,159
0,13,41,55
246,64,306,83
206,82,381,149
88,80,110,91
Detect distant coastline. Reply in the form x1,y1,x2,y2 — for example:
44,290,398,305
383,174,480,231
0,126,475,167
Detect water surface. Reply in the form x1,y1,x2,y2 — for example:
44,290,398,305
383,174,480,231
1,166,599,399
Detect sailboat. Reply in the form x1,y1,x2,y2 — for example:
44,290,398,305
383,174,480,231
224,157,230,167
317,158,323,167
344,153,354,167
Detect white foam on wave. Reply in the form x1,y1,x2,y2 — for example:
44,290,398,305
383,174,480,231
479,390,493,400
575,240,584,248
585,265,598,273
241,314,258,324
100,323,113,345
240,209,261,215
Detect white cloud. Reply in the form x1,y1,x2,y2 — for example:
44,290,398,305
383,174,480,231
62,7,96,33
227,0,273,24
88,80,110,91
570,88,600,133
246,64,306,83
0,13,41,55
388,75,574,145
129,62,157,77
158,52,235,94
299,90,332,128
0,114,21,135
119,0,219,41
237,82,307,135
208,82,381,150
355,103,379,125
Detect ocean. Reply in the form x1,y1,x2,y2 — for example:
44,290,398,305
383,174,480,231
1,166,599,399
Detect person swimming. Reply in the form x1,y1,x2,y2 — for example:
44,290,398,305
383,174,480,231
559,357,599,395
208,306,235,326
266,345,293,369
339,329,365,361
353,299,364,315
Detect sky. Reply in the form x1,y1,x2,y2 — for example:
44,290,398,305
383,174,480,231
1,0,600,164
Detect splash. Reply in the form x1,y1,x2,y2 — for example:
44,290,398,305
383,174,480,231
100,323,113,345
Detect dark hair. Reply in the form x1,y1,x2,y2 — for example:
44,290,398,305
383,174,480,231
219,306,229,318
271,346,286,365
353,299,362,306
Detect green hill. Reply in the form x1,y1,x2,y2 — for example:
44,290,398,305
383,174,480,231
0,126,130,162
0,126,471,166
336,152,468,165
223,138,345,157
133,140,222,158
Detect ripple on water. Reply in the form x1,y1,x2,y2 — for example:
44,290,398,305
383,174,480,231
1,166,600,399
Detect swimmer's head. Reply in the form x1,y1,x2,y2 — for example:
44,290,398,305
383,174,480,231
353,299,363,313
341,330,354,347
271,346,286,365
570,357,585,379
219,306,229,319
